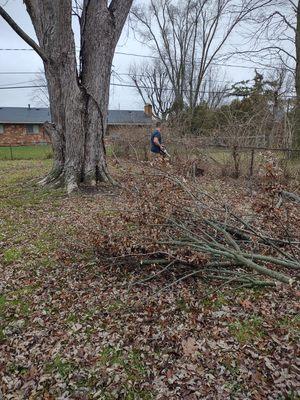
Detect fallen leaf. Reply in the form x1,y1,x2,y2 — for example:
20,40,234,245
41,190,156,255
182,337,198,357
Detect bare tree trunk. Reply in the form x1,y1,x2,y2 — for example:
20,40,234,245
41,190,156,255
0,0,133,193
43,65,86,192
25,0,86,192
295,0,300,151
79,1,116,185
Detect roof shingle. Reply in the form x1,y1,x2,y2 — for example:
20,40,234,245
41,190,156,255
0,107,152,125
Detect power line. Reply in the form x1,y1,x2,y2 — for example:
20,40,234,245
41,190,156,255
0,83,138,90
0,83,233,93
0,72,43,75
0,47,282,71
0,70,235,85
0,83,232,94
0,48,33,51
117,72,235,84
0,85,47,89
0,79,36,87
0,83,296,99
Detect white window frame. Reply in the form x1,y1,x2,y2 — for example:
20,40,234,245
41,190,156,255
33,124,40,134
0,124,4,134
26,124,40,134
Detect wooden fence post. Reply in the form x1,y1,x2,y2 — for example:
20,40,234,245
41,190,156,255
249,148,255,177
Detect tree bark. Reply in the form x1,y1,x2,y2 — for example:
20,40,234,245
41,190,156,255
79,0,117,185
0,0,133,192
295,0,300,151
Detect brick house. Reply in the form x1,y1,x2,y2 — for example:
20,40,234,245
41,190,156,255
0,105,153,146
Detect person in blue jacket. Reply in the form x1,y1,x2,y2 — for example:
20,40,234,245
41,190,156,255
150,121,163,156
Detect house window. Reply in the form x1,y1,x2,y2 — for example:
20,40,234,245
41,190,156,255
0,124,4,134
26,124,40,134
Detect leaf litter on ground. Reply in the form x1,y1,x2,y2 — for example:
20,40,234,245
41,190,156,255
0,158,299,399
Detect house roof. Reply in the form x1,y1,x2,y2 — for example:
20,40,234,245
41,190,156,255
0,107,152,126
108,110,152,125
0,107,51,124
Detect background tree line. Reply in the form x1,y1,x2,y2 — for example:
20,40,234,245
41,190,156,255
129,0,299,149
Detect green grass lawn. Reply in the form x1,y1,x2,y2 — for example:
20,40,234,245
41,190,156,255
0,145,52,160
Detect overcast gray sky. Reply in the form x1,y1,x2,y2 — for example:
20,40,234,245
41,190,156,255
0,0,263,110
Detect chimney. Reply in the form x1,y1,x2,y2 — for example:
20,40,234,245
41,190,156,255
144,103,152,117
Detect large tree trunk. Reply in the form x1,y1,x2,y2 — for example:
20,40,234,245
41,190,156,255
295,0,300,152
79,0,116,186
17,0,133,193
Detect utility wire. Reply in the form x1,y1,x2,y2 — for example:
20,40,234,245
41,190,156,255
0,47,283,71
0,71,236,85
0,79,36,87
0,83,217,93
0,72,44,75
0,83,296,98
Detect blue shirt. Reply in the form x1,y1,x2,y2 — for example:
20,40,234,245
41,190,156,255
151,130,162,153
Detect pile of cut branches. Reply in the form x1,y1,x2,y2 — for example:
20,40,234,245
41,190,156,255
150,173,299,289
98,162,300,290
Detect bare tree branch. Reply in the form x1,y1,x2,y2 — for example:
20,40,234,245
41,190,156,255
233,46,297,62
129,60,174,119
0,5,47,61
131,0,274,112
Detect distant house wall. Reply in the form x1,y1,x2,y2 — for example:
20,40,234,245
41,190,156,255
0,123,153,146
0,124,50,146
0,106,153,146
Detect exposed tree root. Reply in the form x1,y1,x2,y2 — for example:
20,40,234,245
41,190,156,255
38,166,64,187
38,164,118,194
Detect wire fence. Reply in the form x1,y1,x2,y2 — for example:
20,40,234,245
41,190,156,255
1,141,299,182
0,144,52,160
1,141,300,163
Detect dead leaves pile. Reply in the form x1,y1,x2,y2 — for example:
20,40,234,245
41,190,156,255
0,159,299,399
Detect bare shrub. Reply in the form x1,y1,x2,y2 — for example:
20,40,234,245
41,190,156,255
107,127,150,161
106,121,300,182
